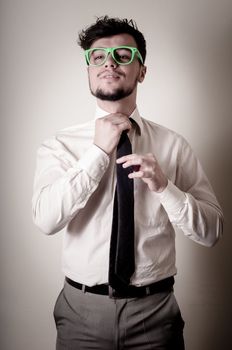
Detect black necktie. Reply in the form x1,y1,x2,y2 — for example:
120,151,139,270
109,131,135,290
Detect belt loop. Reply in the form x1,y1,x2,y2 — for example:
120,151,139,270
82,284,86,293
108,286,115,298
146,286,151,295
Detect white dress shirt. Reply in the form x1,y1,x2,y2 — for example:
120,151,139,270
32,107,223,286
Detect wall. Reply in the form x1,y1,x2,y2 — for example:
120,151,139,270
0,0,231,349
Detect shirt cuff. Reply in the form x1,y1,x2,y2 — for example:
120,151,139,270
76,144,110,181
155,180,187,214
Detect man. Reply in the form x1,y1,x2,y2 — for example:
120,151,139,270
32,16,223,349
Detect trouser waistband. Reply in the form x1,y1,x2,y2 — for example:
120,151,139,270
65,276,174,298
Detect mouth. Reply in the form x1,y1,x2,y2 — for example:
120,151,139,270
102,76,120,82
98,70,124,80
102,73,120,79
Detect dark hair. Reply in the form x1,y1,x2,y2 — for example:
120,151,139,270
78,16,146,63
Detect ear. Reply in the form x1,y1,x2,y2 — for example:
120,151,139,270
138,65,147,83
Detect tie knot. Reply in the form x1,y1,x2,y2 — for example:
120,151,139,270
118,129,128,144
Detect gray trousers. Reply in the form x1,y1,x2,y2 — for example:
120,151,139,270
54,281,185,350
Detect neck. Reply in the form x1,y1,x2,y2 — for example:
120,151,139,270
96,91,137,116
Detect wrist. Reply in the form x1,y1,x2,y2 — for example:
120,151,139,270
150,178,168,193
93,142,110,156
157,179,168,193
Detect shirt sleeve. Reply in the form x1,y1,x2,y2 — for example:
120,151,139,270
32,137,109,235
156,138,223,247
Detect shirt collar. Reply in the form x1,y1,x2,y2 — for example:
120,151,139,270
94,105,143,135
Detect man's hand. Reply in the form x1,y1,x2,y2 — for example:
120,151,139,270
116,153,168,193
94,114,132,154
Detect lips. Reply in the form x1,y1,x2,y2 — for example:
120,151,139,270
102,74,120,79
98,70,125,79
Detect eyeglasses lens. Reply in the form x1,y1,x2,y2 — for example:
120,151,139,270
113,48,133,64
88,48,133,66
89,49,107,66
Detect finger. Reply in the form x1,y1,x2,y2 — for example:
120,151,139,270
117,120,132,132
117,155,141,173
116,154,138,164
121,158,143,169
129,169,153,179
106,113,128,119
106,114,131,125
128,170,145,179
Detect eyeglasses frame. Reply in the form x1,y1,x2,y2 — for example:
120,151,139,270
84,45,144,66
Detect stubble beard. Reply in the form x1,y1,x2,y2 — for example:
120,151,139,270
91,87,134,101
89,77,138,102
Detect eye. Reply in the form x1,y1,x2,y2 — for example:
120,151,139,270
114,49,132,63
89,50,106,65
119,54,130,60
94,54,104,61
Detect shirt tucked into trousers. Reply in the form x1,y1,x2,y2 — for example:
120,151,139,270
32,106,223,349
54,281,185,350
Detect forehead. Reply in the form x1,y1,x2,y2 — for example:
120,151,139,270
90,34,137,49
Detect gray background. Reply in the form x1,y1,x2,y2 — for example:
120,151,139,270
1,0,232,349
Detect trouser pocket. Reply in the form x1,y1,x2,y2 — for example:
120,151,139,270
53,287,64,324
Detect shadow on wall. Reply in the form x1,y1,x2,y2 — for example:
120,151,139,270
175,22,232,349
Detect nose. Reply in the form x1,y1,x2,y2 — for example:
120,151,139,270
104,53,118,68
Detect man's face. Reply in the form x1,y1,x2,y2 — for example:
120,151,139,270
87,34,146,101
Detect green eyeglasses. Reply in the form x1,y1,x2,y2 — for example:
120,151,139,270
85,46,144,66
